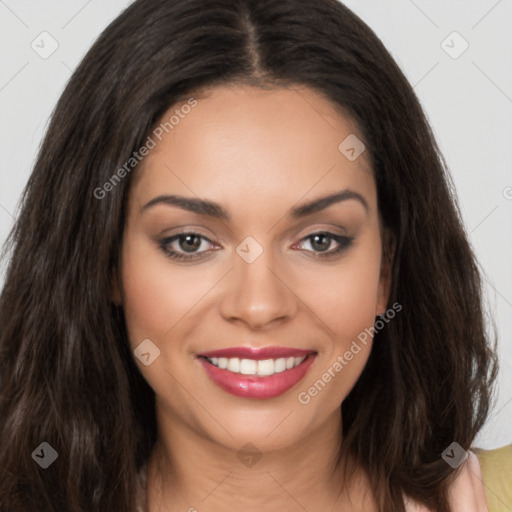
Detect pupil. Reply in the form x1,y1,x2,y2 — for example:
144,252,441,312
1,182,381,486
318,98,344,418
180,234,201,252
312,233,330,252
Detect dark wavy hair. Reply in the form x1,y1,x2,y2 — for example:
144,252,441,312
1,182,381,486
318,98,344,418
0,0,498,511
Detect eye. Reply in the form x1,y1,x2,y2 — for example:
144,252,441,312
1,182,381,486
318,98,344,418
293,232,354,258
158,232,217,261
158,230,354,262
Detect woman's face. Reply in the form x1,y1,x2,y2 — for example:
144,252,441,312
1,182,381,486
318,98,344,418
117,84,392,451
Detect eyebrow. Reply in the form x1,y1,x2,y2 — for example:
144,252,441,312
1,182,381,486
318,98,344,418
141,189,369,219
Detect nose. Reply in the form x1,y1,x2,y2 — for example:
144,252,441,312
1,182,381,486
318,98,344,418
219,244,298,330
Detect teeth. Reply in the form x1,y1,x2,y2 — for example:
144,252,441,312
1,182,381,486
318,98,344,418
257,359,275,376
240,359,257,375
206,355,307,376
274,358,286,373
227,358,240,372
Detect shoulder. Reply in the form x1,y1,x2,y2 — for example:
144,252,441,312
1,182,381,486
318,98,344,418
437,447,512,512
475,444,512,512
445,450,488,511
404,447,505,512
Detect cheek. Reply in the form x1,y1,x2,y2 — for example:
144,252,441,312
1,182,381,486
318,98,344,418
294,232,382,344
294,232,382,406
120,243,166,345
121,236,222,346
120,236,207,347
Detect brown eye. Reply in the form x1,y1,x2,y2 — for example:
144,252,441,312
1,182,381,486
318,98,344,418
309,233,332,252
158,232,216,261
294,232,354,258
178,234,202,252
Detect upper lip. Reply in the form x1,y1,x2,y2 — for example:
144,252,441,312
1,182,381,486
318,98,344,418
198,346,316,360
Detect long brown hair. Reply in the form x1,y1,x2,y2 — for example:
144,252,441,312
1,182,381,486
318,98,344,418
0,0,498,510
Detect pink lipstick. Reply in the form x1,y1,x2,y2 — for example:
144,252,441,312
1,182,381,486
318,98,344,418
197,346,317,399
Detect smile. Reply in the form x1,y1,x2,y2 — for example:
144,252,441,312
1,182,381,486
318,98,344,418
197,346,317,399
205,355,307,376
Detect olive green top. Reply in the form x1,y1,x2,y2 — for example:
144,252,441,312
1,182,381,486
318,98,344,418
475,444,512,512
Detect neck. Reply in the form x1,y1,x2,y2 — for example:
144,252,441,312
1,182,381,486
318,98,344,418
145,408,375,512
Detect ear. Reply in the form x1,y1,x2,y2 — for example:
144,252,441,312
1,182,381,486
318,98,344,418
375,229,395,317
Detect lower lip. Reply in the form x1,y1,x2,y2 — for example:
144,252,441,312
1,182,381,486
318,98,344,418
198,354,316,399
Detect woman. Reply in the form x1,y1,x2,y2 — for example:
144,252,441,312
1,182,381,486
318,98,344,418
0,0,498,511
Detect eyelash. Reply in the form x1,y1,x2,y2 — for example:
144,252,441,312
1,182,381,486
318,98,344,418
158,231,354,262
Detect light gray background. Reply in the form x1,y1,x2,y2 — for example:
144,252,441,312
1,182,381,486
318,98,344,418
0,0,511,450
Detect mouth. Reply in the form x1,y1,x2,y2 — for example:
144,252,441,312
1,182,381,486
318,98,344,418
196,346,317,399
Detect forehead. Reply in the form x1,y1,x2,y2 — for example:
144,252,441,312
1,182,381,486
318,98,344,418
130,85,375,215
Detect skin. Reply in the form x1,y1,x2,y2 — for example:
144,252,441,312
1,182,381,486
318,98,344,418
405,452,489,512
114,85,487,511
